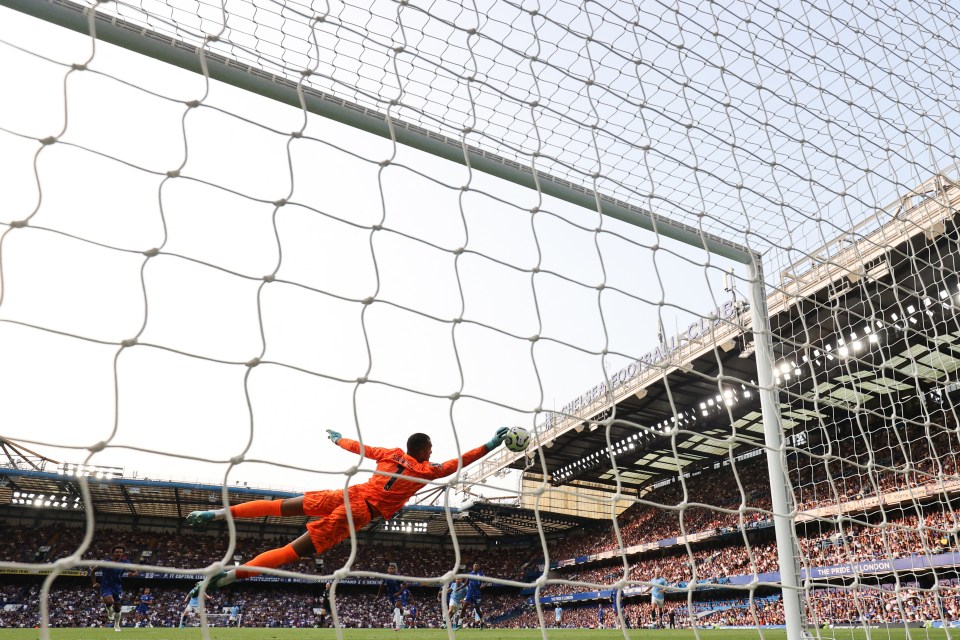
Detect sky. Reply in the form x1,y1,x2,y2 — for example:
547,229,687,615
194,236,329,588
0,4,744,501
0,0,957,504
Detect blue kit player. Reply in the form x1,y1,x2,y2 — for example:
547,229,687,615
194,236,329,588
90,545,136,632
597,602,605,629
398,582,412,609
134,588,153,628
651,576,668,626
465,562,486,629
377,563,402,610
405,602,420,629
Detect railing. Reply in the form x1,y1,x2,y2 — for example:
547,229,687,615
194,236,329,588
770,173,960,314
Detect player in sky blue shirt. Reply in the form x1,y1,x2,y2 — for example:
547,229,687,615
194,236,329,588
448,578,467,629
650,577,668,626
465,562,486,628
180,581,212,627
89,545,136,631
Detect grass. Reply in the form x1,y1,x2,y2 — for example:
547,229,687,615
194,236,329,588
0,629,952,640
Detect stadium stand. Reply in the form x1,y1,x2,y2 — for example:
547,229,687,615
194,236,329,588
2,445,959,629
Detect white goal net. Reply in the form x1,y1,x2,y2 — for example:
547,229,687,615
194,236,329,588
1,0,959,637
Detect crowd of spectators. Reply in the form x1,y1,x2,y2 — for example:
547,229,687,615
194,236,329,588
0,525,529,585
790,418,960,511
804,584,960,625
531,417,960,579
533,418,960,574
539,505,959,599
502,585,960,630
3,414,960,628
4,486,959,629
6,579,960,630
0,580,531,629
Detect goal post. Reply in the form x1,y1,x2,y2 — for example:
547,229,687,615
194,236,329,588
749,259,806,640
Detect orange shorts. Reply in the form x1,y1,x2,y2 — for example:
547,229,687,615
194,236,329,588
303,487,373,554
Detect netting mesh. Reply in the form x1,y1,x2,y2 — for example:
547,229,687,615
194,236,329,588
1,0,960,636
91,0,960,269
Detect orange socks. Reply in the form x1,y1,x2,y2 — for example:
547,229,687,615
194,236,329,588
230,499,283,519
235,543,300,579
224,500,297,579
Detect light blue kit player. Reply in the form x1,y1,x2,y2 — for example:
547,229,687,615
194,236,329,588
651,577,669,625
180,581,212,627
448,578,467,629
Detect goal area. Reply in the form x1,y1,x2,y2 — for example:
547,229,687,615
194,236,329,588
1,0,960,638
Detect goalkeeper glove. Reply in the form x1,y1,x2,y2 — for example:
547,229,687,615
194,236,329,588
326,429,342,444
486,427,509,450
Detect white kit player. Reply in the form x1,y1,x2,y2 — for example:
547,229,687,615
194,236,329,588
392,600,403,630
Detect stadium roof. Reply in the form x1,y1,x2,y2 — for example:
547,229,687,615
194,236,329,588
465,173,960,496
0,465,593,539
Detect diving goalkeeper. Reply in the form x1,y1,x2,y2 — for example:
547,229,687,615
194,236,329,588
185,427,509,591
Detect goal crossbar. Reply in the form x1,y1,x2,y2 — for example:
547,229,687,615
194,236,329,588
1,0,757,266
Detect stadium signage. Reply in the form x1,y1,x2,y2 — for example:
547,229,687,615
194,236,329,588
0,568,86,577
545,301,742,428
829,623,927,629
137,571,428,587
809,560,893,578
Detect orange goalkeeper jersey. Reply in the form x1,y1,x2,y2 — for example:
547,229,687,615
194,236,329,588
335,438,489,519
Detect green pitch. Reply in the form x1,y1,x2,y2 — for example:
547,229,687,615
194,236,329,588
0,629,948,640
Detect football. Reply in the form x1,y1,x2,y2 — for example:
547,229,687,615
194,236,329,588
503,426,531,452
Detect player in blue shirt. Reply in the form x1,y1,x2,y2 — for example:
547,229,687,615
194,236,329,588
134,588,153,628
405,603,419,629
397,583,412,608
377,563,402,611
650,577,668,626
613,592,631,629
89,545,136,632
597,602,605,629
465,562,486,629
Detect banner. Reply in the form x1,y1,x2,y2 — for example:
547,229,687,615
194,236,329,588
0,568,86,577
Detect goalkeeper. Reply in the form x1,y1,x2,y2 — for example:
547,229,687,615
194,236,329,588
185,428,509,591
